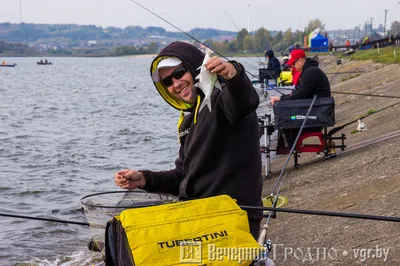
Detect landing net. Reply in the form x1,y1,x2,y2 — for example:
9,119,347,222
80,189,179,244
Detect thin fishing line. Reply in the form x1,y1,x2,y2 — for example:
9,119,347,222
328,52,400,99
265,173,287,219
129,0,221,57
256,87,400,100
250,82,293,91
240,205,400,223
254,58,400,99
235,60,260,73
329,100,400,135
221,8,266,69
255,50,356,90
332,91,400,99
265,84,285,95
266,95,318,225
128,0,400,228
0,212,89,226
255,53,351,97
129,0,260,80
325,71,365,74
329,53,355,84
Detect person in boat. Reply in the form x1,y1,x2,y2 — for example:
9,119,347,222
269,49,331,153
265,50,282,79
40,59,43,64
114,41,263,240
1,60,6,65
45,59,48,64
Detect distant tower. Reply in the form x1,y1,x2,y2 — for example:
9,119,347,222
19,0,22,23
370,17,374,34
384,10,388,36
151,7,155,27
247,4,250,33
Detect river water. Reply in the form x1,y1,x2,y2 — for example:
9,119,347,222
0,55,273,265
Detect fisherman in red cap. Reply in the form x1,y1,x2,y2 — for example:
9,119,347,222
270,49,331,154
270,49,330,106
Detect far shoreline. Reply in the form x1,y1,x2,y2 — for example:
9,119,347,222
0,53,265,58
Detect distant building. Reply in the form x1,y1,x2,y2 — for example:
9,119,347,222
149,35,165,39
88,40,97,46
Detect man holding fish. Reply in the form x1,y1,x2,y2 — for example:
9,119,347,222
114,41,263,239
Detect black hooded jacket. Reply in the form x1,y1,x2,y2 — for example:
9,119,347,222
265,50,282,78
281,58,331,100
142,42,263,223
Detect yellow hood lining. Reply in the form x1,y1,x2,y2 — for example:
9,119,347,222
152,56,193,111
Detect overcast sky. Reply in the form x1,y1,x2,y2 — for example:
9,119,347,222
1,0,400,32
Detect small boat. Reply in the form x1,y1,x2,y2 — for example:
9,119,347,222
0,64,17,67
37,62,52,65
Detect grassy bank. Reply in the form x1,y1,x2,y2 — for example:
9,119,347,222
264,54,400,265
337,46,400,64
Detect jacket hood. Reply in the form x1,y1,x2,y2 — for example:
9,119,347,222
150,42,205,111
303,58,319,70
265,50,274,58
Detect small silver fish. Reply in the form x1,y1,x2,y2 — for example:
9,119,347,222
195,50,222,112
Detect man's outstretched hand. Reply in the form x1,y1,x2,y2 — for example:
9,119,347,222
114,169,146,190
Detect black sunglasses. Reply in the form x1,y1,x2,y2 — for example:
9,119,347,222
160,65,188,87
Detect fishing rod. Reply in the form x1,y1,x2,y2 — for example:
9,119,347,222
3,204,398,227
251,81,293,91
325,71,365,74
327,52,400,99
266,95,318,225
0,212,89,226
3,205,397,229
256,96,318,246
331,91,400,99
328,100,400,135
128,0,398,248
240,205,400,223
253,52,357,96
128,0,260,80
251,85,400,99
329,54,353,84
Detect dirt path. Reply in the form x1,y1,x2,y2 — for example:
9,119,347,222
263,55,400,265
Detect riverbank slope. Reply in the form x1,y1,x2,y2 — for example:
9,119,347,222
263,54,400,265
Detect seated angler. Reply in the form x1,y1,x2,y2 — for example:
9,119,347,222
265,50,282,79
269,49,331,153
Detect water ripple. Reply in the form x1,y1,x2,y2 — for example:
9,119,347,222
0,56,268,265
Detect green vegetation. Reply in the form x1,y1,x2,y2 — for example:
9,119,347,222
341,74,361,81
0,40,29,54
5,19,400,59
113,43,158,56
339,46,400,64
203,22,318,55
355,109,377,120
0,19,328,56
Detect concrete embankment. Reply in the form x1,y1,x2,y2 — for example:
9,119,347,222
262,55,400,266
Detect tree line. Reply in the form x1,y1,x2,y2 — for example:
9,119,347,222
203,19,326,54
0,23,236,42
2,19,399,56
203,19,400,55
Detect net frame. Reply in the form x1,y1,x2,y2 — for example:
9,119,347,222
80,190,180,246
